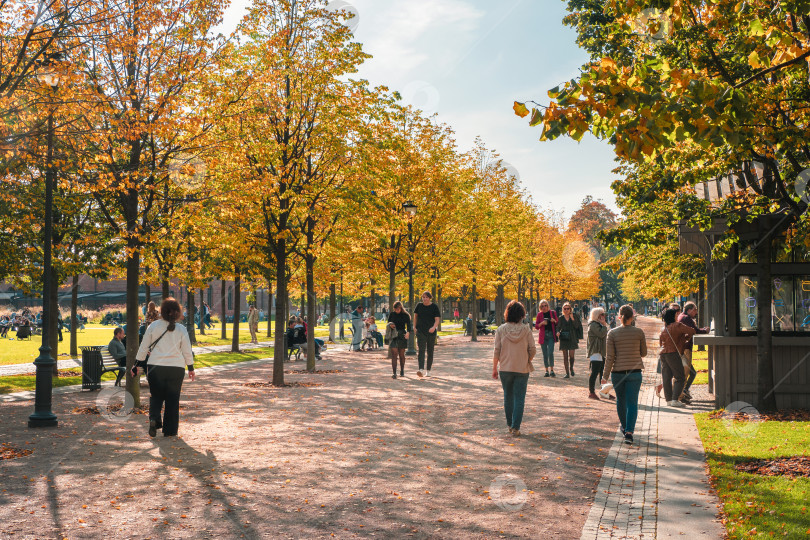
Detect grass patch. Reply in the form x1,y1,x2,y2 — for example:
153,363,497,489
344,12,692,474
0,324,271,366
695,412,810,538
693,358,709,385
0,347,274,394
193,347,274,369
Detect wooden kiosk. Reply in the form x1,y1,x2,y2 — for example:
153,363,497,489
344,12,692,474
679,217,810,409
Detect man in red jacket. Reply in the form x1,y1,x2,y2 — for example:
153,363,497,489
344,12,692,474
677,302,709,401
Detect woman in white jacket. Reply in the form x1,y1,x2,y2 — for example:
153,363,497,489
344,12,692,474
492,300,537,437
134,298,196,438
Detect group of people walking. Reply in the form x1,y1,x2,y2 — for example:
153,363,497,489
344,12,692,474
379,291,441,379
491,300,648,445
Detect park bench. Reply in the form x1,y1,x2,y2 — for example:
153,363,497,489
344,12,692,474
99,346,126,386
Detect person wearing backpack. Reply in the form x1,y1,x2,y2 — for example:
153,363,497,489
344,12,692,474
133,298,196,438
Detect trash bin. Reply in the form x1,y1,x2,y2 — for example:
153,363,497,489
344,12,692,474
80,346,103,390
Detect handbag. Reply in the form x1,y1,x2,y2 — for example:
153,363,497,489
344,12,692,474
559,330,571,341
132,328,169,375
384,324,395,343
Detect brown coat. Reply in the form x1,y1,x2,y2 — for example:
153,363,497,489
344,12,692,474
659,321,696,354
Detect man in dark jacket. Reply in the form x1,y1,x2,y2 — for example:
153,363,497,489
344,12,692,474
108,327,127,367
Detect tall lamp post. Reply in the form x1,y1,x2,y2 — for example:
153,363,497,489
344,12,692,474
29,54,63,428
403,201,417,355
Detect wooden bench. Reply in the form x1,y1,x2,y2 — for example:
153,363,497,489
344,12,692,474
99,346,126,387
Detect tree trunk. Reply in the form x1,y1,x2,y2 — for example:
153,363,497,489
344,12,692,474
756,235,777,412
220,279,227,340
186,287,196,345
231,272,241,353
272,239,287,386
470,277,478,342
70,274,78,358
436,280,442,332
697,276,706,351
124,240,141,406
161,278,170,300
267,279,273,338
329,283,336,342
305,225,317,371
388,256,396,311
198,288,205,335
496,281,505,325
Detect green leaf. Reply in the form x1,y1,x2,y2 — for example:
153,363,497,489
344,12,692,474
529,108,543,127
748,18,765,36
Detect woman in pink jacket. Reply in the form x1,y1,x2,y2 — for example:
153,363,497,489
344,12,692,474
493,300,537,437
534,299,558,377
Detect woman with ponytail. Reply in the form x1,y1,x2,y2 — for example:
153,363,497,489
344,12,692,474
134,297,196,437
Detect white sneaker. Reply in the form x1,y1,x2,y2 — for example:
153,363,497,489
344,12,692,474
426,370,431,377
417,370,424,377
668,400,686,408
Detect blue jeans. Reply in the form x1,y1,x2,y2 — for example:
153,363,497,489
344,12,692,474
540,340,554,368
499,371,530,430
611,371,643,434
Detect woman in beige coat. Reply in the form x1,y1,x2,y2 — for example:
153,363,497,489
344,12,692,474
492,300,537,437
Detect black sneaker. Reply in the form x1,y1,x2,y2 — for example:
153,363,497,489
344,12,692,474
550,371,556,378
148,419,158,438
400,369,404,377
571,369,575,376
563,374,570,379
392,373,397,379
544,372,550,377
624,432,633,445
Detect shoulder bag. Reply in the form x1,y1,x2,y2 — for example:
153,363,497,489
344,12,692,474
132,327,170,375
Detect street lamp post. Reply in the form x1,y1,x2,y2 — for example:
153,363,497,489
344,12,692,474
29,54,63,428
403,201,417,355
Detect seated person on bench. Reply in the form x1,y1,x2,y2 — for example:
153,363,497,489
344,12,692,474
108,327,127,367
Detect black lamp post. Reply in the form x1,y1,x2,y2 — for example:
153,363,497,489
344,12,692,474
402,201,417,355
29,54,63,428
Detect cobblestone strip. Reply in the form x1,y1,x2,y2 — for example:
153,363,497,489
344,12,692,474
581,346,662,540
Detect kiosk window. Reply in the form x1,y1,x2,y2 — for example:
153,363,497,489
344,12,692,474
739,275,804,333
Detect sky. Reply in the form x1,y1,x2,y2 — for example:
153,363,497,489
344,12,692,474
218,0,621,218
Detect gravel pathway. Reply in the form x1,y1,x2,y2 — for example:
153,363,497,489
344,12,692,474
1,334,615,539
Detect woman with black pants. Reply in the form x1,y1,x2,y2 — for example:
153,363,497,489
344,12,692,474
134,298,196,437
386,301,412,379
586,307,608,400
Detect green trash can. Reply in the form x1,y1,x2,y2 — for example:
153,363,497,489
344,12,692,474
80,346,103,390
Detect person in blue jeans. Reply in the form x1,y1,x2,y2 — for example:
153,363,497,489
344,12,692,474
602,305,647,444
534,299,558,377
493,300,537,437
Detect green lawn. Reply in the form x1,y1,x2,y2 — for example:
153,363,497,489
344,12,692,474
695,412,810,538
0,347,275,394
0,324,272,366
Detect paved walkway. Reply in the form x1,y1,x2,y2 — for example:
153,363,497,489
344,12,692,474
0,322,726,538
580,317,725,539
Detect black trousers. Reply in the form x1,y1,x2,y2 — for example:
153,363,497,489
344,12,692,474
417,331,437,371
589,360,605,393
147,366,186,436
